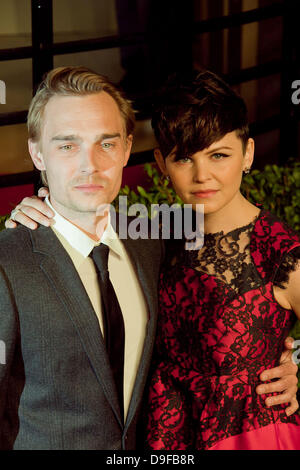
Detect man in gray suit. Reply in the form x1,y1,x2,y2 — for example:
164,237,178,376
0,66,163,449
2,67,299,450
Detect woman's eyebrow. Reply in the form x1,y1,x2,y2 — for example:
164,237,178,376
206,146,233,154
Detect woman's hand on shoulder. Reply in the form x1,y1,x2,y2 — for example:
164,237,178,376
5,187,54,230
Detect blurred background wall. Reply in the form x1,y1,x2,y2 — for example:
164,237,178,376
0,0,299,214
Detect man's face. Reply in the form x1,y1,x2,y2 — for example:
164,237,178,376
30,92,132,219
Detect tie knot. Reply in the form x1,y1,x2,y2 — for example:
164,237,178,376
91,244,109,277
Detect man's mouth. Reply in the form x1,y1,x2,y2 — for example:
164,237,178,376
74,184,104,193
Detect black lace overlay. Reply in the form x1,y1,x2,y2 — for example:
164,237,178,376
274,246,300,289
166,216,263,300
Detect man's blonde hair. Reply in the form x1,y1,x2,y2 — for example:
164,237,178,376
27,66,135,185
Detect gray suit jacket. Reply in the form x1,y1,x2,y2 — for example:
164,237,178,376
0,224,163,449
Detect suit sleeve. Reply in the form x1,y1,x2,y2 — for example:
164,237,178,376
0,265,18,447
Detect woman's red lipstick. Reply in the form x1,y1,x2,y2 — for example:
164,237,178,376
192,190,219,198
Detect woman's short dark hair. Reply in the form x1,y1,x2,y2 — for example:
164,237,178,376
151,70,249,160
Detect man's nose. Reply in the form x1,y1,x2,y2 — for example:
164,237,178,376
80,147,100,173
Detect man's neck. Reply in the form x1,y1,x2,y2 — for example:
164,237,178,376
48,196,109,241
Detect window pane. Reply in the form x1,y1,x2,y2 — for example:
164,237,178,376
54,48,124,85
0,0,31,48
53,0,118,43
257,17,283,64
254,129,280,168
0,124,33,175
0,59,32,112
233,74,281,124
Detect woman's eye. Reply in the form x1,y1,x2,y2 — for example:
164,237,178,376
211,153,229,160
178,157,192,163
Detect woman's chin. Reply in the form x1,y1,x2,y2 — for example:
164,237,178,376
191,202,218,215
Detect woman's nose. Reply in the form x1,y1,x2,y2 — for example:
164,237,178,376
193,160,211,182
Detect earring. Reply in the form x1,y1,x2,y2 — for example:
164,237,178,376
166,175,170,181
244,168,251,174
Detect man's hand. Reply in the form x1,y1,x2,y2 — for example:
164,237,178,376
5,187,53,230
256,337,299,416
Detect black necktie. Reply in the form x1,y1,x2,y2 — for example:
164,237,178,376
91,244,125,420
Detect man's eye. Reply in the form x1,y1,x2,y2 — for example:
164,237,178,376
101,142,114,149
60,144,73,151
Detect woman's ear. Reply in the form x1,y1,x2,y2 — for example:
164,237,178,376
28,140,46,171
243,138,255,171
154,148,168,176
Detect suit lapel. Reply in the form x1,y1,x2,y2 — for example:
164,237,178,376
30,226,123,427
120,237,159,430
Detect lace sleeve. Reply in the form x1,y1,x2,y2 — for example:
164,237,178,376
273,246,300,289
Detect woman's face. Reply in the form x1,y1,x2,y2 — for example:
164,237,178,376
155,131,254,215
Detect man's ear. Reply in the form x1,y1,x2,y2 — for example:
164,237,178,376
154,148,168,176
243,138,255,171
28,140,46,171
123,134,133,167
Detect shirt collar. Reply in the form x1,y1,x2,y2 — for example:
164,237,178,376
45,196,123,258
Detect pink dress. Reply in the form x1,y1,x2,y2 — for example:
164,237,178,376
146,209,300,450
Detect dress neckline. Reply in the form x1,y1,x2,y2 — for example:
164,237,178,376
204,210,262,239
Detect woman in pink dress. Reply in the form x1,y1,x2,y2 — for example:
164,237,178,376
145,70,300,450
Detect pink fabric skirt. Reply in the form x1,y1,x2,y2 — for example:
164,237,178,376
209,423,300,450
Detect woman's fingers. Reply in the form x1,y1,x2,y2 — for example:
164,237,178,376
5,192,54,229
11,205,53,228
37,187,49,198
285,397,299,416
5,218,17,229
17,196,54,218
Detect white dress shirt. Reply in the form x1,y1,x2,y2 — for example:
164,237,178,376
45,196,148,419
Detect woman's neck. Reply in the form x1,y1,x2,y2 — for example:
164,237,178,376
203,193,260,234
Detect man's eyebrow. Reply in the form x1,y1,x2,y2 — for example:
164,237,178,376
51,135,81,142
99,133,121,140
51,133,121,142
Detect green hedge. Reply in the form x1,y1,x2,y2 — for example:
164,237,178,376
0,214,9,232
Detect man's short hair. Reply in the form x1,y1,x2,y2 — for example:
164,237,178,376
151,70,249,160
27,66,135,185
